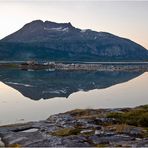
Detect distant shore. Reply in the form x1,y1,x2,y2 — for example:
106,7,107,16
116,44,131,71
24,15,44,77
0,105,147,147
0,61,148,71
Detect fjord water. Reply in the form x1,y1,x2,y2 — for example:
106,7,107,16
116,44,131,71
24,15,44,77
0,69,148,125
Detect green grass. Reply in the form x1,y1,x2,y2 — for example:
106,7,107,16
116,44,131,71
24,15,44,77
106,105,148,127
50,127,81,137
66,109,103,119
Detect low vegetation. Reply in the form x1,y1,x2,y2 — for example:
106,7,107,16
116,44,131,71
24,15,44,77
106,105,148,127
51,127,81,137
66,109,104,119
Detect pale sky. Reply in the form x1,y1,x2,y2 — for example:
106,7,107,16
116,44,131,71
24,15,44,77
0,0,148,49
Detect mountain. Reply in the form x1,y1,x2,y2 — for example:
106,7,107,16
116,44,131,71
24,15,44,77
0,20,148,61
0,69,143,100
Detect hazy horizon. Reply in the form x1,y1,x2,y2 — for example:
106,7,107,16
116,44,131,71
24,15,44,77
0,0,148,49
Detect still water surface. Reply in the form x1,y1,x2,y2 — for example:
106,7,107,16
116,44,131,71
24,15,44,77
0,69,148,125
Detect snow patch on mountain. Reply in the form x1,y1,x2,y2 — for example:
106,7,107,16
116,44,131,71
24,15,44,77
44,27,69,32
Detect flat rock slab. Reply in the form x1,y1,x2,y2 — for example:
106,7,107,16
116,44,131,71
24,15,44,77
0,107,148,147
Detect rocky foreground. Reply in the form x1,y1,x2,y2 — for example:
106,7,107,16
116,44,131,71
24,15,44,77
0,105,148,147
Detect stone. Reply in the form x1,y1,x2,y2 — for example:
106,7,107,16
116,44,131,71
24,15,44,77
95,130,104,135
89,135,109,145
80,129,93,134
27,135,90,147
95,117,117,124
19,128,38,133
129,128,143,137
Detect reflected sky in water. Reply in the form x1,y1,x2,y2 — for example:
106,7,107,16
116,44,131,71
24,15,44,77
0,71,148,125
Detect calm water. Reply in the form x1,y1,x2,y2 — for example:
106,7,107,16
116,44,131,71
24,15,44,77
0,69,148,125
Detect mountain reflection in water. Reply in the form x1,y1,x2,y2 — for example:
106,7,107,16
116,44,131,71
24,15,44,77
0,69,143,100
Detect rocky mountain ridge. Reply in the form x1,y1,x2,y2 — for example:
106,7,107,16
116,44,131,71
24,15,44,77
0,20,148,61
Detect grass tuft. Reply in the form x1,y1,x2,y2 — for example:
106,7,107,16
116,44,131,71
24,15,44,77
106,105,148,127
50,127,81,137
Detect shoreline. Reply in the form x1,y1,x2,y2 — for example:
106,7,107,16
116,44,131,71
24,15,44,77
0,62,148,71
0,105,148,147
